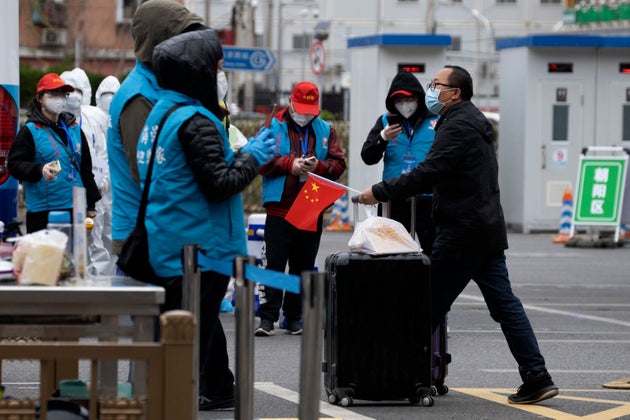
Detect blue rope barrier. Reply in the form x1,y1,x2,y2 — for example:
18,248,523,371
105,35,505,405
196,251,233,277
195,251,301,294
245,264,300,294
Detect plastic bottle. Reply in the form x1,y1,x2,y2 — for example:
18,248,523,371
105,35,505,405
47,211,73,257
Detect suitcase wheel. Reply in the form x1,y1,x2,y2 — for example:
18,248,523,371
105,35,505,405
340,396,354,407
410,387,436,407
327,393,338,404
435,384,449,395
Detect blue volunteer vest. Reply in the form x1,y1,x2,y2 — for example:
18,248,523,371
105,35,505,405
262,117,331,205
23,121,84,212
107,61,163,242
137,91,247,277
380,113,439,180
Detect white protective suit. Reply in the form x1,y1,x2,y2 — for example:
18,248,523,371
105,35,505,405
60,68,115,276
95,75,120,115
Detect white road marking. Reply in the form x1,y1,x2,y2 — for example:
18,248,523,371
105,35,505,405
254,382,376,420
482,369,630,374
460,294,630,328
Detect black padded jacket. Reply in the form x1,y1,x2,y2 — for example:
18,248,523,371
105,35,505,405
372,100,508,252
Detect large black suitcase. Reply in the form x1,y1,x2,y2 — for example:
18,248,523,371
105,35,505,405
323,251,435,407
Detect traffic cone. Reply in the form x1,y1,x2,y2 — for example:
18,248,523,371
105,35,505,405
552,188,573,243
325,195,353,231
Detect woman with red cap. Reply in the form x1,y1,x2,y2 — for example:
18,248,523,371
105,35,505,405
8,73,100,233
255,81,346,336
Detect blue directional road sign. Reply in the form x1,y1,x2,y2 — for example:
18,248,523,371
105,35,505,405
223,46,276,72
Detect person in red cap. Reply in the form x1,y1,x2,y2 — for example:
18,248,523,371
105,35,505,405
255,81,346,336
361,69,439,255
8,73,101,233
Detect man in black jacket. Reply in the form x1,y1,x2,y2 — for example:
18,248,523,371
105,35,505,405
358,65,559,405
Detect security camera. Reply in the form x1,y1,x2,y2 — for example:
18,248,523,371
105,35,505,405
313,8,320,19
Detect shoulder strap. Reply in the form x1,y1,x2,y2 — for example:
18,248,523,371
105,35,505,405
137,104,184,223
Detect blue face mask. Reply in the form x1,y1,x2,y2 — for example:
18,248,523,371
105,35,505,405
425,88,446,114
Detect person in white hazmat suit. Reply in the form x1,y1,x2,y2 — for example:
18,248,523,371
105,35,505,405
60,68,115,276
95,76,120,115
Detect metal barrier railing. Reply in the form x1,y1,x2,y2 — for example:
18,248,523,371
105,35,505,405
182,245,325,420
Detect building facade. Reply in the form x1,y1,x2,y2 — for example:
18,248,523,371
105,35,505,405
186,0,567,110
19,0,147,78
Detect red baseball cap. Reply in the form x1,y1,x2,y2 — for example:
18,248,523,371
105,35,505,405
389,89,414,98
36,73,75,95
290,81,320,115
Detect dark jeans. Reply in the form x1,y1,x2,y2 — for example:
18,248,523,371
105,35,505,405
160,271,234,398
379,196,435,255
430,247,547,380
258,214,322,323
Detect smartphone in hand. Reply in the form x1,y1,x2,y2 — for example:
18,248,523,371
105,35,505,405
386,114,403,126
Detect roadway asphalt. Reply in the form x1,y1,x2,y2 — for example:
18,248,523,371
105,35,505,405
3,230,630,419
199,230,630,420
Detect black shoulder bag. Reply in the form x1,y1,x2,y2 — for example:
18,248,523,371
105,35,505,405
116,104,182,285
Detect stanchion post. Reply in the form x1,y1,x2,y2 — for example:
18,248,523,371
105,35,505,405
298,271,326,420
182,244,200,418
235,255,256,420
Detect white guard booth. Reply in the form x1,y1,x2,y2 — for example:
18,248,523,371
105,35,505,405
346,33,450,204
496,34,630,232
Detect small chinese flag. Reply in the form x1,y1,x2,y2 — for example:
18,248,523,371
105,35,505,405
285,174,346,232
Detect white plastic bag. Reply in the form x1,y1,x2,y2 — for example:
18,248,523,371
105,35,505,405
348,206,420,255
14,229,68,286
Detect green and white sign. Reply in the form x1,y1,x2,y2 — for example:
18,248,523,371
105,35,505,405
574,157,628,225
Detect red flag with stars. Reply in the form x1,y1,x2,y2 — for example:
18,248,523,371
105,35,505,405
285,173,346,232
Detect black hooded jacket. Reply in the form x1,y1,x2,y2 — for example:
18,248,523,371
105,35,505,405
361,70,430,165
151,29,260,202
372,100,508,252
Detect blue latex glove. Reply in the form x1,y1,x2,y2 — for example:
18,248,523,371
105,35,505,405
241,127,275,165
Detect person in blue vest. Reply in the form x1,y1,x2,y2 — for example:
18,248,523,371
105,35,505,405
107,0,206,260
255,81,346,337
138,29,275,411
8,73,100,233
361,69,439,255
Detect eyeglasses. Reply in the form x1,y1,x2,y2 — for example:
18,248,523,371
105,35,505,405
426,81,457,91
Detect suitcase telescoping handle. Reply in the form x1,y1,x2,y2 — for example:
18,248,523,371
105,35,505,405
350,195,416,240
351,195,359,232
382,197,417,239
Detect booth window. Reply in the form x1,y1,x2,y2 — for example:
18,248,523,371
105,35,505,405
623,105,630,142
447,36,461,52
552,105,569,141
293,34,313,50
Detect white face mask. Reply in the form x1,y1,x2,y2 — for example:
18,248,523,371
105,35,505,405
217,71,228,102
290,110,315,127
99,93,114,114
65,91,82,115
395,100,418,119
43,96,67,116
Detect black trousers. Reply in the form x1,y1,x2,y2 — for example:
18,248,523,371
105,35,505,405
160,271,234,398
257,214,322,323
26,208,73,233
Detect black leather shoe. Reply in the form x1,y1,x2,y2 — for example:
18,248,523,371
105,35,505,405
199,394,235,410
508,371,559,404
